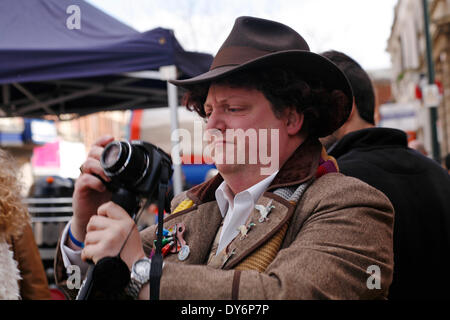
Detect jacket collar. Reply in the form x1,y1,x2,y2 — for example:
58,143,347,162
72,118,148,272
186,137,322,204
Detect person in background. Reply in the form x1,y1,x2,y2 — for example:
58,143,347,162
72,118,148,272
444,153,450,174
320,50,450,300
0,149,51,300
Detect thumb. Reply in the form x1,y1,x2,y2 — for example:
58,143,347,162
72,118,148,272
97,201,130,220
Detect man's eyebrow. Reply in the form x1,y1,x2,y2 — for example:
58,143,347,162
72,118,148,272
204,95,247,108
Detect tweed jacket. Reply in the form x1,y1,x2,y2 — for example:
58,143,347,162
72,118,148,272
55,138,394,299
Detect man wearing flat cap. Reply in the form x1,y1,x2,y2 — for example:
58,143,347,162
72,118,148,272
55,16,394,299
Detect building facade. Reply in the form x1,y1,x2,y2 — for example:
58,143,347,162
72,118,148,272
56,110,130,150
387,0,450,161
368,68,394,124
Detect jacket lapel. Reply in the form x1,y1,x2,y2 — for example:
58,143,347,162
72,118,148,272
161,201,223,265
221,192,295,269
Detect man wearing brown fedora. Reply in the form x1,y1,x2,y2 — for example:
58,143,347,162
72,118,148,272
55,16,394,299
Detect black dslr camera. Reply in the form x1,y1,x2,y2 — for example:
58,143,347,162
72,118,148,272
100,140,173,216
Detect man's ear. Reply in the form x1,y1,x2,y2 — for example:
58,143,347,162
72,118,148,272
285,109,304,135
347,101,358,121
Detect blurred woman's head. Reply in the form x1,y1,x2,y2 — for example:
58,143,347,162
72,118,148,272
0,149,29,239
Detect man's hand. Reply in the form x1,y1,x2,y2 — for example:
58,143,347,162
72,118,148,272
69,135,114,248
81,201,145,270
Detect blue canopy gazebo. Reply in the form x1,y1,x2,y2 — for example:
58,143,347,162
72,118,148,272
0,0,213,193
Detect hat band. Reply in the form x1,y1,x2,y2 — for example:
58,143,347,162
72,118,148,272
210,46,272,70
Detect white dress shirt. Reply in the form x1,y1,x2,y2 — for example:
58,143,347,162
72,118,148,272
215,171,278,254
60,221,89,276
60,171,278,270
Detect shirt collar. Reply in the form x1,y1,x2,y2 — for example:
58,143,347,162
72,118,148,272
215,171,278,218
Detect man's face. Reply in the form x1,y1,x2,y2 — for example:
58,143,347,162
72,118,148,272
203,84,288,176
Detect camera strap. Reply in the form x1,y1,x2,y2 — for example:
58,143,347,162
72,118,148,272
150,163,170,300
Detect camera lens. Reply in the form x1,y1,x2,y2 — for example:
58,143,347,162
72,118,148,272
103,143,122,168
101,141,129,173
101,141,150,187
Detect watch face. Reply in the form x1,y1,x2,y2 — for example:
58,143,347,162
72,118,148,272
132,258,151,283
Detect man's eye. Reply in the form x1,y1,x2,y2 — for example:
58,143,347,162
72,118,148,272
228,107,242,113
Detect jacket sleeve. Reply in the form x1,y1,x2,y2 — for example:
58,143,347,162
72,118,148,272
151,174,394,299
11,223,51,300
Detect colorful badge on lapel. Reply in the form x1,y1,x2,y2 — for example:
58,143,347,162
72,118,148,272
178,245,190,261
153,223,190,261
255,199,275,223
161,241,175,257
175,223,190,261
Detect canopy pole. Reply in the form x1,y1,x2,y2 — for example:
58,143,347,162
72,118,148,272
2,85,10,105
160,65,183,196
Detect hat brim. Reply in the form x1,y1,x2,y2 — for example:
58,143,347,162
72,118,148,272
170,50,353,137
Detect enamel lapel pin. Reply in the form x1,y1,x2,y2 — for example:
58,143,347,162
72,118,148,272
175,223,190,261
255,199,275,223
238,222,256,240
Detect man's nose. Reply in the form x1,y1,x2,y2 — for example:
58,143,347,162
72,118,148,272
205,110,226,132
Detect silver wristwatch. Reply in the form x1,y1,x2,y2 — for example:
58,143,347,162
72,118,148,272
125,257,151,299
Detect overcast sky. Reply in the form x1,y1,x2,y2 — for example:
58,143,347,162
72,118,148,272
86,0,398,71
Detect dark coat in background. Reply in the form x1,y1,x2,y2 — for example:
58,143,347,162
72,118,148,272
329,127,450,300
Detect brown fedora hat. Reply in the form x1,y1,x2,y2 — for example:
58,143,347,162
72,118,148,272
170,16,353,136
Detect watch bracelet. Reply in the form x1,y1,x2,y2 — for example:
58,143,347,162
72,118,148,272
125,278,142,299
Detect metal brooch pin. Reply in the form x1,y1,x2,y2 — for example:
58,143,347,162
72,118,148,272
238,222,256,240
255,199,275,223
222,248,236,267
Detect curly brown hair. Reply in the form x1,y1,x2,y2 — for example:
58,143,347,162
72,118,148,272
183,67,349,137
0,149,29,240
